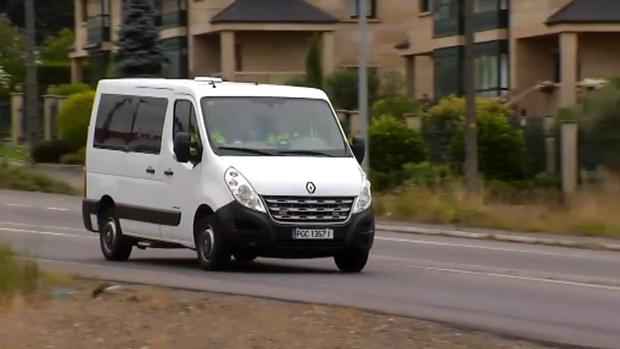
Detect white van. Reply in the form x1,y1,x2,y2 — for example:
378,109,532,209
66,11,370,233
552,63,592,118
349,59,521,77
82,78,374,272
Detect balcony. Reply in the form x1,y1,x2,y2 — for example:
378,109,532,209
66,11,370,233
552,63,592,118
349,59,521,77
86,15,110,47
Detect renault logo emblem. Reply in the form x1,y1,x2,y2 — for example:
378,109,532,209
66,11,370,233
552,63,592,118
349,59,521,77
306,182,316,194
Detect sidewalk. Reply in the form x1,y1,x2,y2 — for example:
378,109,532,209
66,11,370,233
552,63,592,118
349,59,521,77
376,219,620,251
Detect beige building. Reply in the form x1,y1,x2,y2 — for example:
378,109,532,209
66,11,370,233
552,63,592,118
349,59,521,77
399,0,620,116
71,0,415,85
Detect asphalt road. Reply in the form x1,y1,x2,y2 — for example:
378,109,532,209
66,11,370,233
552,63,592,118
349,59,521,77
2,190,620,348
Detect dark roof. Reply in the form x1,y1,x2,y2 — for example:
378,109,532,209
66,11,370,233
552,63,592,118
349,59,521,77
547,0,620,25
212,0,339,24
394,38,410,50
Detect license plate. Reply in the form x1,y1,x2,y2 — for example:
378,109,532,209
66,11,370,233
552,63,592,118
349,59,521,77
292,228,334,240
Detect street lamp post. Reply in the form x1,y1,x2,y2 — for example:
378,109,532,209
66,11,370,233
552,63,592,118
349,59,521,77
358,0,370,172
25,0,39,145
463,0,479,193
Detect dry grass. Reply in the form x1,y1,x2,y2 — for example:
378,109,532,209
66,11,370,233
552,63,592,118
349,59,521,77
374,175,620,238
0,245,73,305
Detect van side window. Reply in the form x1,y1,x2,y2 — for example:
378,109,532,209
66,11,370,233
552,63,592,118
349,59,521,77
127,97,168,154
94,94,134,150
173,100,202,157
94,94,167,154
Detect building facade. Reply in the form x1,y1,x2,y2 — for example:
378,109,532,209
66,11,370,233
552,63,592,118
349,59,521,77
71,0,415,86
399,0,620,116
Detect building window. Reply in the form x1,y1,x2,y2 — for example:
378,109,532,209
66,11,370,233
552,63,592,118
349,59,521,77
420,0,432,13
433,46,463,99
161,37,188,78
86,0,110,45
473,0,509,31
474,40,509,97
155,0,188,28
433,0,461,37
347,0,377,19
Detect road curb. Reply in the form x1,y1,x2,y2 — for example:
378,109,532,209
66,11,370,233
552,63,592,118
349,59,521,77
376,224,620,252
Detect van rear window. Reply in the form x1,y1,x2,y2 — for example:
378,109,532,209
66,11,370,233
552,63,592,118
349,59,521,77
94,94,168,154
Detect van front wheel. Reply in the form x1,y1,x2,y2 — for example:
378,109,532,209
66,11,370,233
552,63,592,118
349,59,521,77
334,248,369,273
196,216,230,271
98,208,133,261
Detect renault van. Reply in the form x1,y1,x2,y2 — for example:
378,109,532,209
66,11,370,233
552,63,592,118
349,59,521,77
82,78,374,272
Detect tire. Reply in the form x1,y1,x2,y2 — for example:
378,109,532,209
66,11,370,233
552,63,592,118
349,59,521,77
233,251,258,262
195,215,230,271
98,207,133,261
334,248,369,273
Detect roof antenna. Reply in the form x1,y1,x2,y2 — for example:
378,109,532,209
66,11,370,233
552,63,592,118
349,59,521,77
210,81,217,88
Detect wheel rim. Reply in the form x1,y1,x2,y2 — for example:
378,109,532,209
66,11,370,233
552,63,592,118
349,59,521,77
200,226,215,261
101,218,116,253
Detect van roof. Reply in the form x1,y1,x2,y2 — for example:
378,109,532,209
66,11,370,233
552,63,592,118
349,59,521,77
96,78,329,100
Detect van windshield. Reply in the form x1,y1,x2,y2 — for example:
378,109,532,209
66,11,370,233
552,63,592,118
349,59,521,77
200,97,351,157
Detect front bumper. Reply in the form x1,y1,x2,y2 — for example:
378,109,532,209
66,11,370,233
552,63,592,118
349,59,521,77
212,201,375,258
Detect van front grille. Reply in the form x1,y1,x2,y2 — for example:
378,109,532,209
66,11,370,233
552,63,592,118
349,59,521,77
262,196,355,224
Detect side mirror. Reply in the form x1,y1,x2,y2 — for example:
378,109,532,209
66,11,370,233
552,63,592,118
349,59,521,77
174,132,191,163
351,136,365,164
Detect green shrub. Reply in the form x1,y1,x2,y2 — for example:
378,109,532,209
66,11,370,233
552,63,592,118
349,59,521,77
371,96,421,119
31,139,73,163
451,111,527,181
49,83,92,96
370,170,408,192
563,85,620,172
325,69,379,110
421,96,525,180
57,90,95,150
369,114,427,173
403,161,453,188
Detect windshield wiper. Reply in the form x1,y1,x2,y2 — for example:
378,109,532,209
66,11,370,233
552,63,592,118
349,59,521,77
275,150,335,157
217,147,277,156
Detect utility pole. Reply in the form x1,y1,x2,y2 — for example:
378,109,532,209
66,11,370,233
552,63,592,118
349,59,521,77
358,0,370,172
25,0,39,145
463,0,479,193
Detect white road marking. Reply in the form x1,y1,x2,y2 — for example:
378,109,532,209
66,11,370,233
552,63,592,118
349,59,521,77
0,226,95,239
410,264,620,292
45,207,70,212
375,236,596,258
2,202,73,212
4,203,30,208
0,221,85,232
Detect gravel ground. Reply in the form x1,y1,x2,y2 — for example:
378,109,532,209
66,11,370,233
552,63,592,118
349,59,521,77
0,280,556,349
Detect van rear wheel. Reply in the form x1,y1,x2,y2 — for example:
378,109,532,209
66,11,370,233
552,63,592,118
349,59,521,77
334,248,369,273
98,208,133,261
196,215,230,271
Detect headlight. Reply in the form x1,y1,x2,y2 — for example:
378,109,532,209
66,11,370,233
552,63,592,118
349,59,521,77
224,167,266,213
353,175,372,213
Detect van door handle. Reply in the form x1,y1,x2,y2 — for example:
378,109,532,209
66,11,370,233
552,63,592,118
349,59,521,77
146,167,155,174
164,169,174,176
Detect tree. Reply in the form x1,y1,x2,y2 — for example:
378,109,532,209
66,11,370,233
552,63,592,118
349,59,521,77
325,69,379,110
0,15,26,98
115,0,165,77
41,28,74,64
305,35,322,89
0,0,73,44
